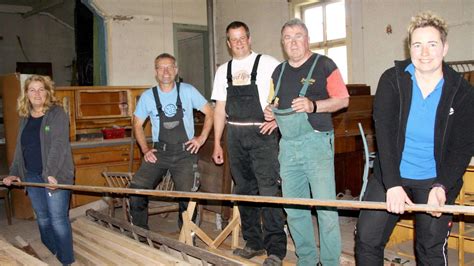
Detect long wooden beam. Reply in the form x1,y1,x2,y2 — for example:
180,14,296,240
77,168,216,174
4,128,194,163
86,209,243,266
2,181,474,214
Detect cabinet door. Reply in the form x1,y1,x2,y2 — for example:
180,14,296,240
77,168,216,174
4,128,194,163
72,162,140,207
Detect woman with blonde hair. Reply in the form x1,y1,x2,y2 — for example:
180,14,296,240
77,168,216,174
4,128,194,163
3,75,75,265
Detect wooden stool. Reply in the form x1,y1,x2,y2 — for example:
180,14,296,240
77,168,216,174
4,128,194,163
0,186,12,225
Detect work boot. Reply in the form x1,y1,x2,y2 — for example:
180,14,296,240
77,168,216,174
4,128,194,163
263,255,283,266
232,246,266,259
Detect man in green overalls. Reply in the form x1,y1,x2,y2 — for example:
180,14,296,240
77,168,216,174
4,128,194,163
264,19,349,266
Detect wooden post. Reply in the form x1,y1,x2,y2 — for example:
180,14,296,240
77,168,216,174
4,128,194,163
231,204,240,249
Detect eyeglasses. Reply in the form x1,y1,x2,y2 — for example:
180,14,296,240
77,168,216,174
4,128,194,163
155,65,176,72
282,34,306,43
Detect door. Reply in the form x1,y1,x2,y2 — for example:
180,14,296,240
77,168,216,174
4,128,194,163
173,24,211,99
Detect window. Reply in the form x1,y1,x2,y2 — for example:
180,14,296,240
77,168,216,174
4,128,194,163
301,0,348,82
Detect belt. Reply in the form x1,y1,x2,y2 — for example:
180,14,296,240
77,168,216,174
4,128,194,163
227,121,263,126
153,142,186,152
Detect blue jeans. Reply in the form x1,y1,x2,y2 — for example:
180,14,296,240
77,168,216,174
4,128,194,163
279,131,341,266
25,173,74,265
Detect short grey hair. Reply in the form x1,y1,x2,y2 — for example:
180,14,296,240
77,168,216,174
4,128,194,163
281,18,309,35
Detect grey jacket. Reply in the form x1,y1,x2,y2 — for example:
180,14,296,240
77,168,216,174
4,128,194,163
10,104,75,184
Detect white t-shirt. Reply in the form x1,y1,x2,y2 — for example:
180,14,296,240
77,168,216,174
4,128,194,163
211,51,280,111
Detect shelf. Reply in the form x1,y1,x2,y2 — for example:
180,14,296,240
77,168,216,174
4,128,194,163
76,90,130,119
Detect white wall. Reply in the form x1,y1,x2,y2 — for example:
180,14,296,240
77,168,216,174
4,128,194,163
0,3,75,86
87,0,472,91
214,0,290,66
89,0,207,86
348,0,474,93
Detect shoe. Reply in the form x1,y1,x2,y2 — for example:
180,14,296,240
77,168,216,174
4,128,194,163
232,246,266,259
263,255,283,266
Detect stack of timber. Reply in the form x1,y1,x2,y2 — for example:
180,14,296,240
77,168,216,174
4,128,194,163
0,237,47,265
73,210,243,265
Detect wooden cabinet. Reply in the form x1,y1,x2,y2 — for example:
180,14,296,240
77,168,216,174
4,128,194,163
71,144,141,206
75,90,130,119
333,93,374,195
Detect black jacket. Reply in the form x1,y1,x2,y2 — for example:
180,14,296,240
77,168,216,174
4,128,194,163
373,58,474,194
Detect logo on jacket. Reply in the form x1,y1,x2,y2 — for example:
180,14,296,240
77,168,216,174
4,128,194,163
449,107,454,115
164,104,177,117
44,125,50,132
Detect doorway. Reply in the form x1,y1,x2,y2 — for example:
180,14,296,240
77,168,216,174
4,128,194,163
173,24,211,99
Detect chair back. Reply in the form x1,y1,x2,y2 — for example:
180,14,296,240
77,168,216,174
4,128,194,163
102,172,133,189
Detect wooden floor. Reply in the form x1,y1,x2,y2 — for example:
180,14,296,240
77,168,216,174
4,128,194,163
1,199,473,265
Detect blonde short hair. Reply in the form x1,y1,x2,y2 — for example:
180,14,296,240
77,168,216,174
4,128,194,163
17,75,59,117
408,11,448,45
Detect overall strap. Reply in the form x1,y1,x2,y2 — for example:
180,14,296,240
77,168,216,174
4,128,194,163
152,86,162,116
226,60,233,86
250,54,262,84
152,82,182,116
272,62,287,102
299,54,320,97
175,82,182,109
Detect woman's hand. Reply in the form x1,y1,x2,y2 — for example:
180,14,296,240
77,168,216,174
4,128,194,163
47,176,58,190
2,176,21,186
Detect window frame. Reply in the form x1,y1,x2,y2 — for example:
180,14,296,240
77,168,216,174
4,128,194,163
300,0,348,81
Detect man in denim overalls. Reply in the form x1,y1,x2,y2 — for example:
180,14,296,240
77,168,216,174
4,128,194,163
265,19,349,266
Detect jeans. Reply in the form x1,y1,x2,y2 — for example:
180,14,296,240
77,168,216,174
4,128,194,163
355,177,461,266
279,131,340,266
25,173,74,265
227,125,287,259
130,145,197,229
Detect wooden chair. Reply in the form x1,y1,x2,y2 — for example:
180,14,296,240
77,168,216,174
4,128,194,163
102,172,179,222
0,186,12,225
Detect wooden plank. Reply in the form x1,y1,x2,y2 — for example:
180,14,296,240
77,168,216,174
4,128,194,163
73,232,139,265
231,206,240,249
0,239,47,265
73,239,115,265
188,220,214,248
14,236,40,259
74,231,170,266
86,210,242,266
73,218,190,265
212,213,240,248
7,181,474,214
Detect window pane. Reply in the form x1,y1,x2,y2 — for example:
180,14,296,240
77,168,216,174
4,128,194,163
328,46,348,83
326,1,346,40
311,48,325,55
304,6,323,43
